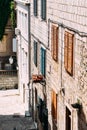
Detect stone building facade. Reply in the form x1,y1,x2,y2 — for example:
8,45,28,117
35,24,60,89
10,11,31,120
14,0,87,130
30,0,87,130
15,0,30,111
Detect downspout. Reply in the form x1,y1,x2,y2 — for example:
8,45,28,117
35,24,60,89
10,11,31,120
28,4,31,80
27,3,31,114
61,27,63,90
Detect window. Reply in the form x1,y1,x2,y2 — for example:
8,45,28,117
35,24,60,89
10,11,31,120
33,0,37,16
51,25,58,62
41,47,46,77
41,0,46,20
34,40,37,66
64,31,74,75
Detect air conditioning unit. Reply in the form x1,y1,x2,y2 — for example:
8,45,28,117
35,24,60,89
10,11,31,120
15,28,20,35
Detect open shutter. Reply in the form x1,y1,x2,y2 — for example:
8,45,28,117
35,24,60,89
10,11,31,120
41,47,46,77
42,0,46,20
34,41,37,66
67,33,73,75
34,0,37,16
41,0,46,20
53,26,58,61
51,25,54,58
51,25,58,62
64,31,68,70
41,0,43,19
52,90,57,121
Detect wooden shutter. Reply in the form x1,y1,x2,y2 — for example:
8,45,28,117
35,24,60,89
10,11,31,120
52,90,57,121
41,47,46,77
41,0,46,20
64,31,74,75
67,33,73,75
34,41,37,66
51,25,58,62
64,31,68,70
34,0,37,16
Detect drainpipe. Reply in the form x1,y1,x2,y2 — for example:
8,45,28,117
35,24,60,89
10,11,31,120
28,4,31,80
27,3,31,114
60,27,65,95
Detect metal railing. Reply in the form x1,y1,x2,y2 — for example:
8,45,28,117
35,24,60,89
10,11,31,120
0,70,17,75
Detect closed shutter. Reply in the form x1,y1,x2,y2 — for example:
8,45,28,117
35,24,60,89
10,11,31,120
41,0,46,20
34,0,37,16
34,41,37,66
52,90,57,121
64,31,68,70
67,33,73,75
64,31,74,75
41,47,46,77
51,25,58,61
51,25,54,58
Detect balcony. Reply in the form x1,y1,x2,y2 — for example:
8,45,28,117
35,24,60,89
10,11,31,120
0,70,17,75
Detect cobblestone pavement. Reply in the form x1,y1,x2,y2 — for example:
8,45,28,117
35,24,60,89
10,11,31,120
0,90,36,130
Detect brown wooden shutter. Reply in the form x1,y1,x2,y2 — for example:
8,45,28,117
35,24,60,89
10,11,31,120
67,33,73,75
51,25,54,58
64,31,68,70
51,25,58,62
51,90,57,121
64,31,74,75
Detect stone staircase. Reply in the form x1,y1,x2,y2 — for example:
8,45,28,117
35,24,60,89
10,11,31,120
0,75,18,90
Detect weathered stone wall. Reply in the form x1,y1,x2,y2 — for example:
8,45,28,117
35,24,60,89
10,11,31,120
0,75,18,90
0,19,15,56
30,0,87,130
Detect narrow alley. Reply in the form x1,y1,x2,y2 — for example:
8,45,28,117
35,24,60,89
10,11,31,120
0,90,36,130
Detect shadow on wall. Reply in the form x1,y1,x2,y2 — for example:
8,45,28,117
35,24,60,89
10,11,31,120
0,115,36,130
78,107,87,130
48,121,51,130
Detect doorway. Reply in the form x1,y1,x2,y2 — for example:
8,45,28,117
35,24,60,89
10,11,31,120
66,107,71,130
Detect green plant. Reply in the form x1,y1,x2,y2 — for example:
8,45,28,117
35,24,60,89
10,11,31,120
10,1,16,28
0,0,16,40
